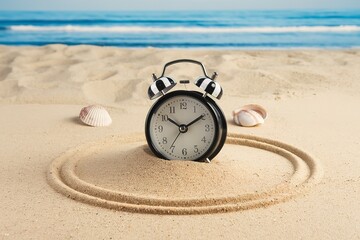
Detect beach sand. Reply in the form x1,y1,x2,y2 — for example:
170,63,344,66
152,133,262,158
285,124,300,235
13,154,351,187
0,45,359,239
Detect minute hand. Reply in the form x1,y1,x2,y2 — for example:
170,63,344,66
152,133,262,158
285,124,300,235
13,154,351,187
186,114,204,128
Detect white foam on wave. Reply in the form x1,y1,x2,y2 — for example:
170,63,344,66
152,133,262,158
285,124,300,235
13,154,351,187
9,25,360,33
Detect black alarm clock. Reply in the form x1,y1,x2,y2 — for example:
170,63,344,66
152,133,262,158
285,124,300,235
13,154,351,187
145,59,227,163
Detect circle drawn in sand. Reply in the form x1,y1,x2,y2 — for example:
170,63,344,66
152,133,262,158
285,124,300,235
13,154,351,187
47,133,323,215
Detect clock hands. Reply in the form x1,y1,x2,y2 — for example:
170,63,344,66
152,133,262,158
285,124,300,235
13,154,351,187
167,114,204,134
186,114,204,128
168,117,180,127
168,114,202,152
170,132,181,152
167,117,182,153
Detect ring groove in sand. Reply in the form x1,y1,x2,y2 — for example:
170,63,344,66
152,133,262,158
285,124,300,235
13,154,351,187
47,133,323,215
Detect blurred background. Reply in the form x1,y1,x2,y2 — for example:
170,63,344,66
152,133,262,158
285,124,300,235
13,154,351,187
0,0,359,48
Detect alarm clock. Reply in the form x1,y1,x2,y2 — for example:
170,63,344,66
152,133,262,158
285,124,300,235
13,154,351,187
145,59,227,163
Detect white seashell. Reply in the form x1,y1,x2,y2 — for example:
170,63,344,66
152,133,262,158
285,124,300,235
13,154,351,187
79,105,112,127
233,104,267,127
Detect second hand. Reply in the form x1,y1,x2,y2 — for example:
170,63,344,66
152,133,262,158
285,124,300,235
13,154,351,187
170,131,181,152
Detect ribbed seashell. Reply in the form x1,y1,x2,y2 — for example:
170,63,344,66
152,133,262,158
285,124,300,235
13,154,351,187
79,105,112,127
232,104,267,127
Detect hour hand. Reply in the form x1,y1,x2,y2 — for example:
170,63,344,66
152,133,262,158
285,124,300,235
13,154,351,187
168,117,180,127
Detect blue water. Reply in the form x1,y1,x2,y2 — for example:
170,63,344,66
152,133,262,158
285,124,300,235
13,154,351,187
0,10,359,48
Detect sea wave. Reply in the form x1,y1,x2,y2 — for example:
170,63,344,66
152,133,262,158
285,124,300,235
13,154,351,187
7,25,360,33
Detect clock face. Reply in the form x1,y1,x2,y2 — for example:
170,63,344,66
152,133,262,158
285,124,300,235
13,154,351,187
148,94,217,160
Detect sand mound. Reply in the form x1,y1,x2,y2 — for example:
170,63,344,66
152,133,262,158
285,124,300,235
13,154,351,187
47,133,322,215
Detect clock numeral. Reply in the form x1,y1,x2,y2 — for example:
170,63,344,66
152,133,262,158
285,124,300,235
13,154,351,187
182,148,187,156
162,137,167,144
161,115,168,122
201,136,206,143
194,145,199,153
170,145,175,153
158,125,163,132
180,102,187,110
205,124,210,132
193,106,196,113
201,115,206,120
169,106,175,114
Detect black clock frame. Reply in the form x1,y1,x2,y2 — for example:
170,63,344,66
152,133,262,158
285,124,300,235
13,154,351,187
145,90,227,162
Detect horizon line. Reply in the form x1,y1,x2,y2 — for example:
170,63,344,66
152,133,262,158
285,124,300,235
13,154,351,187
0,8,359,12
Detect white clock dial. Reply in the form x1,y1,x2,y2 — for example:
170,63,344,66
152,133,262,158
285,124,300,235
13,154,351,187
149,95,216,160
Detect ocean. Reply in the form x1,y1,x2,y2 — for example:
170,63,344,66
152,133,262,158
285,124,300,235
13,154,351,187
0,10,359,48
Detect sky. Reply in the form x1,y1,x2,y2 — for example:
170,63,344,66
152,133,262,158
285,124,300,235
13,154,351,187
0,0,360,11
